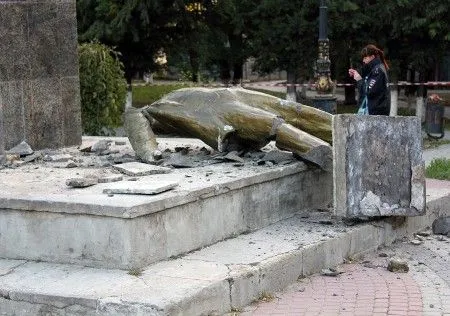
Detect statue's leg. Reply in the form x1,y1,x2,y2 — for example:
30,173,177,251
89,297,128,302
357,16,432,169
123,107,159,162
275,123,332,171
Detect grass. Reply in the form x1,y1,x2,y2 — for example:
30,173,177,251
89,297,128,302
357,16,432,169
423,138,450,149
425,158,450,180
132,83,189,107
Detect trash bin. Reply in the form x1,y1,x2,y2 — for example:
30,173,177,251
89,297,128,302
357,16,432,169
425,96,445,139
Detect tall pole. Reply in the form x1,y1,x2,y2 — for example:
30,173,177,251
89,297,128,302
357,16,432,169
315,0,333,94
311,0,336,113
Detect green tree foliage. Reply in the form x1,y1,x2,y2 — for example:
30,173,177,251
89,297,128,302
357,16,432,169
76,0,449,88
78,42,127,135
248,0,317,81
202,0,254,83
77,0,178,83
170,0,210,82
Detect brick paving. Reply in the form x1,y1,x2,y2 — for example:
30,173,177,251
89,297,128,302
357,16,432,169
239,235,449,316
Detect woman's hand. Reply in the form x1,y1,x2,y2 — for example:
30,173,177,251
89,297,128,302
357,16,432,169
348,68,362,81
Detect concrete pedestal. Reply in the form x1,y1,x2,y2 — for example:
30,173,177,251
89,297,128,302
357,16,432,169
333,115,425,219
312,95,337,114
0,147,332,269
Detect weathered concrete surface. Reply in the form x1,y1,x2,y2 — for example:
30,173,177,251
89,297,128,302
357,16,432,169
0,0,82,150
333,115,425,218
0,137,332,270
0,185,448,316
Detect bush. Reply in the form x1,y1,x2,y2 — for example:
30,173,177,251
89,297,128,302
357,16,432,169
78,42,127,135
426,158,450,180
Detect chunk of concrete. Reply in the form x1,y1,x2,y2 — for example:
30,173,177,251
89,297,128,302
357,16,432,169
112,162,172,176
333,115,425,219
66,177,98,188
432,216,450,235
387,257,409,273
98,175,123,183
103,179,178,195
6,141,33,157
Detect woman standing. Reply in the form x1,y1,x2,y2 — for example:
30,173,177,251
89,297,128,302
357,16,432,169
348,44,390,115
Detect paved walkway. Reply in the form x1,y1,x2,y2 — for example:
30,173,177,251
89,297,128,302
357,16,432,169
239,234,450,316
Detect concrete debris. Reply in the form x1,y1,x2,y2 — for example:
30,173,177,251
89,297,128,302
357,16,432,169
112,162,172,176
387,257,409,273
91,140,112,152
321,268,342,276
98,175,123,183
22,152,41,163
43,154,74,162
416,230,431,237
223,151,245,163
5,153,20,164
261,150,295,164
432,216,450,235
162,152,200,168
66,177,98,188
103,179,178,195
6,141,34,157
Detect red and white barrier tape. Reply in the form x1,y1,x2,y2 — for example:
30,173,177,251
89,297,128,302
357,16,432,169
245,82,450,87
132,81,450,87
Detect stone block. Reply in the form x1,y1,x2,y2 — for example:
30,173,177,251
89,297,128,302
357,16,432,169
0,0,81,150
333,115,425,219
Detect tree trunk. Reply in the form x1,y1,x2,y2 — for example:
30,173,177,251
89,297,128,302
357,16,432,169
232,61,243,85
189,49,200,83
220,60,231,85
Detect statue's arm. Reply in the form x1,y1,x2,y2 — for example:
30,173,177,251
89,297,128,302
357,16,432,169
123,107,159,162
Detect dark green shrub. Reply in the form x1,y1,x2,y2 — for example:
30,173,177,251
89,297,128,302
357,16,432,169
78,42,127,135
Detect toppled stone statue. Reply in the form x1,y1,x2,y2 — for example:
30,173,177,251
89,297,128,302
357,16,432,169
124,87,333,170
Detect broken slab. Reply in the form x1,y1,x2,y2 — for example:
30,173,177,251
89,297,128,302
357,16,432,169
98,174,123,183
103,179,178,195
112,161,172,176
333,115,425,219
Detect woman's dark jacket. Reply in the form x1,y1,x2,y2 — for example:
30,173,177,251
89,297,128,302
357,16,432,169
357,57,390,115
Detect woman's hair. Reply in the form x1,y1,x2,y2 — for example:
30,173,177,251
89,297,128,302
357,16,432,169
361,44,389,70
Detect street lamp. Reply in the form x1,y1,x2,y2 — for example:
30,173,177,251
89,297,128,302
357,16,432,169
312,0,336,113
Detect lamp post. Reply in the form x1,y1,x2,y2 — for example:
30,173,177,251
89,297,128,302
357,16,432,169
312,0,336,113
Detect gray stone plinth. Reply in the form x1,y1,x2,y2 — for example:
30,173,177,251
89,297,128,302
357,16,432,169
0,163,332,269
333,115,425,219
0,0,82,150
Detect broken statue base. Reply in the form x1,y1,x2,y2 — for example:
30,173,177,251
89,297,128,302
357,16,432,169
333,115,426,219
0,137,332,270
